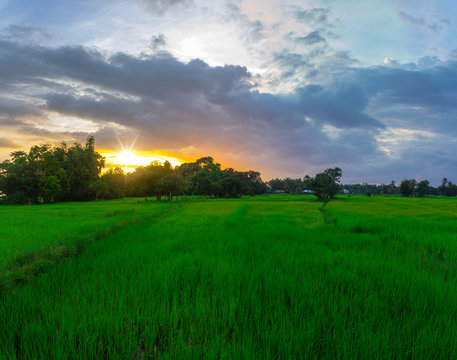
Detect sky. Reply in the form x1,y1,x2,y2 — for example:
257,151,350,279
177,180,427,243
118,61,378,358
1,0,457,184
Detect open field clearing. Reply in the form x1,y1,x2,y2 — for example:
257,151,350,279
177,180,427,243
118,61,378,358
0,199,177,267
1,196,457,358
0,199,176,290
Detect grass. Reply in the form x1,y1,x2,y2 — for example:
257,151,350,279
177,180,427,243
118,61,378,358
0,198,176,292
1,195,457,358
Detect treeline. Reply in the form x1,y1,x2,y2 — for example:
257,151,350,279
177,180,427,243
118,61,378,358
0,138,268,204
267,168,342,201
114,156,268,202
343,179,457,197
266,177,457,198
1,137,455,204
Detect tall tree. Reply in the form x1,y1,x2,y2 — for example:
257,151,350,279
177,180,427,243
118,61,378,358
400,179,417,197
308,167,342,202
416,180,431,197
63,136,105,201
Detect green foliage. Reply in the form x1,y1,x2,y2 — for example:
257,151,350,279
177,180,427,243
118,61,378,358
439,177,457,197
127,161,182,201
308,167,342,201
343,181,399,195
267,169,342,199
416,180,431,197
267,177,308,194
188,159,225,196
266,178,285,191
283,177,305,194
0,136,104,204
0,137,276,204
100,167,126,199
89,179,110,200
178,157,266,198
400,179,417,196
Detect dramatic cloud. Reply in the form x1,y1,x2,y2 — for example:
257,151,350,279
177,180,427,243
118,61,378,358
1,0,457,183
0,39,384,177
2,33,457,182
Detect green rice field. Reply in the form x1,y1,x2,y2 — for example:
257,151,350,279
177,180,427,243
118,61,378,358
1,195,457,359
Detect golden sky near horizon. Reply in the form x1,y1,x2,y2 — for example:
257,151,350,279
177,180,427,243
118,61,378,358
100,149,183,173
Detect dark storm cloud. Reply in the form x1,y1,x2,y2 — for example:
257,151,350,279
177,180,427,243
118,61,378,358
2,39,457,181
356,61,457,113
271,48,358,84
398,11,441,33
294,84,384,129
44,93,139,124
0,40,249,102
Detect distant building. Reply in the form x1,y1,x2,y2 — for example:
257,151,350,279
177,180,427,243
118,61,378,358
302,189,315,195
342,189,350,194
273,189,286,194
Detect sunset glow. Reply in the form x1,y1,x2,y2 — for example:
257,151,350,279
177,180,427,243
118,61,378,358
100,150,183,173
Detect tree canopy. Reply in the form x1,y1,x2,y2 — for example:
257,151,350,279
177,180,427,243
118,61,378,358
0,136,104,204
307,167,342,202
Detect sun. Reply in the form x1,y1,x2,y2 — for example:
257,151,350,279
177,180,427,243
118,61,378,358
100,149,183,173
117,151,139,167
98,136,183,173
112,150,152,172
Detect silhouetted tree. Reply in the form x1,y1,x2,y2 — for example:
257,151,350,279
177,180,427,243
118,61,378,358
388,180,397,195
309,167,342,201
438,177,457,196
416,180,431,197
400,179,417,197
